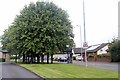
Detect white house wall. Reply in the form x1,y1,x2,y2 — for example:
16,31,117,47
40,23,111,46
0,52,10,62
97,45,108,55
0,52,3,58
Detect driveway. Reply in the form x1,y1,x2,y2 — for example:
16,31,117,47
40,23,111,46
0,62,43,79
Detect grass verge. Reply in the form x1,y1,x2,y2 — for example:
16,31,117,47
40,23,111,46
19,63,118,78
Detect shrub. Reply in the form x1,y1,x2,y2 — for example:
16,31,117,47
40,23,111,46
97,53,111,58
0,58,5,62
10,56,17,59
88,55,94,58
72,56,76,60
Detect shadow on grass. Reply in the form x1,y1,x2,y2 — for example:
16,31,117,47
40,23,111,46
14,62,66,65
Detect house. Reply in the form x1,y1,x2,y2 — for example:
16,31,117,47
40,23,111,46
0,50,10,62
86,43,109,55
73,43,111,62
73,43,109,56
72,48,84,54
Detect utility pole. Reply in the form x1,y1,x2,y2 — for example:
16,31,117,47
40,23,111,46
83,0,88,67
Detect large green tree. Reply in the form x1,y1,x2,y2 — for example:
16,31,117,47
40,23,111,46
109,39,120,62
1,1,74,63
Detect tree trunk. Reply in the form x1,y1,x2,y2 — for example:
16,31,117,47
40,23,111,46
37,53,40,64
41,53,44,64
47,53,49,64
26,54,28,63
30,53,33,64
15,53,17,63
33,53,35,63
51,54,53,64
25,54,27,63
23,53,25,63
28,55,30,64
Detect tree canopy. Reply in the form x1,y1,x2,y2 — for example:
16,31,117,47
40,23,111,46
1,1,74,63
109,39,120,62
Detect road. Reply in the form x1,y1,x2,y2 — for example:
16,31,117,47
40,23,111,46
73,61,119,72
54,61,119,72
0,62,43,80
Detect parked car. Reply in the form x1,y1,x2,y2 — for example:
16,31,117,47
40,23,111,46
58,56,67,62
76,55,83,61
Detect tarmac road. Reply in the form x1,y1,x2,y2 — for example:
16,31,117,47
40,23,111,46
0,62,43,80
54,61,119,72
73,61,119,72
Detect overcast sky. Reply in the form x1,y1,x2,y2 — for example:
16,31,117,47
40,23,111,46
0,0,119,47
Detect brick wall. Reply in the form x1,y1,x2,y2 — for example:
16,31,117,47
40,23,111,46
88,57,111,62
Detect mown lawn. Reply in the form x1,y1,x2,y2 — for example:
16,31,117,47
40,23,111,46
20,63,118,78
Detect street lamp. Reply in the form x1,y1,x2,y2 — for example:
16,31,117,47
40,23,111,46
76,25,83,56
83,0,88,67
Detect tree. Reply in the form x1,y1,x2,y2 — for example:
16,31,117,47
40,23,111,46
109,40,120,62
1,25,19,62
1,1,74,63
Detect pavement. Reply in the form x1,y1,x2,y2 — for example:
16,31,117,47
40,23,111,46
0,62,43,80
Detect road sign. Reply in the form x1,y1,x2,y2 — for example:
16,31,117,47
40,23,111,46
83,42,88,48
